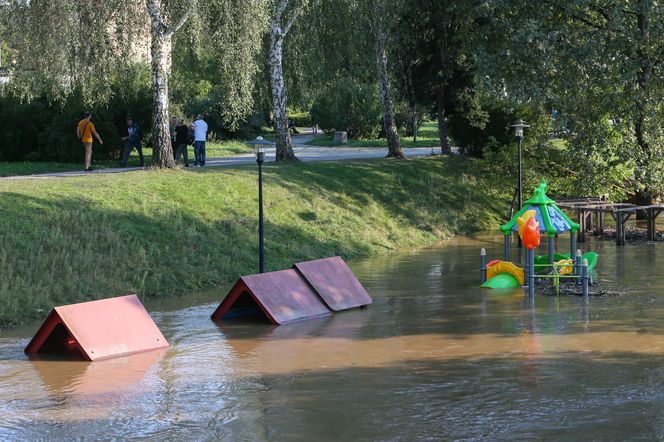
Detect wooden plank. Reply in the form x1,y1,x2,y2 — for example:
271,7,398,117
294,256,373,312
242,269,332,324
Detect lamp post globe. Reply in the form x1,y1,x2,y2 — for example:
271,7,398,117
247,136,273,273
254,136,266,165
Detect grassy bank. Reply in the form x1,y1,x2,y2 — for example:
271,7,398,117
0,140,253,177
0,156,507,327
306,121,441,148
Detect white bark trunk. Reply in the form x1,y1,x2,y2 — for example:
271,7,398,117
378,47,403,159
146,0,194,168
370,0,403,159
150,31,175,167
269,1,297,161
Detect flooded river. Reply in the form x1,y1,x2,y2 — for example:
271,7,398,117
1,234,664,441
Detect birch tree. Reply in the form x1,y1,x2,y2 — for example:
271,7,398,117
367,0,403,158
145,0,195,168
269,0,306,161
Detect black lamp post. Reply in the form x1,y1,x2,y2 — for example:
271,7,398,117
249,136,272,273
511,119,529,249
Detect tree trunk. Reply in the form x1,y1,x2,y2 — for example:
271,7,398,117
436,87,451,155
149,32,175,168
377,47,404,159
269,22,296,161
634,7,654,200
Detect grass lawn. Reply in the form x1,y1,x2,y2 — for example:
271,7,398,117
0,140,253,177
0,156,507,327
305,121,441,148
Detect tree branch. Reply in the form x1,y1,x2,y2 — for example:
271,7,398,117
166,0,197,38
282,6,302,36
274,0,288,23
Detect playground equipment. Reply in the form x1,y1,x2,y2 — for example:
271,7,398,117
480,181,598,297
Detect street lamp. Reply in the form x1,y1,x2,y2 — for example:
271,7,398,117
511,119,530,212
511,119,529,250
249,136,273,273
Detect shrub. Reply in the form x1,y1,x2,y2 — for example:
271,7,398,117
0,69,151,162
288,110,312,127
393,101,427,136
310,78,381,139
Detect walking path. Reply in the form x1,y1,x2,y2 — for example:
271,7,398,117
2,132,446,180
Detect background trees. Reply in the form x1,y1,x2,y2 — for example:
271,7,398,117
0,0,663,199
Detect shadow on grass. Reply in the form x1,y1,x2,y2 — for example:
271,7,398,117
0,189,383,327
263,156,507,235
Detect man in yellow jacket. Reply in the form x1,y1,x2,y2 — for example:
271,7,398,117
77,111,103,172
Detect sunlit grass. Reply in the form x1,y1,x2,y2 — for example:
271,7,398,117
0,156,507,327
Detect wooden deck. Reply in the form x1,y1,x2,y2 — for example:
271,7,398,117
555,197,664,245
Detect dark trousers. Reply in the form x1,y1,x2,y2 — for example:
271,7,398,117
121,142,144,166
175,143,189,166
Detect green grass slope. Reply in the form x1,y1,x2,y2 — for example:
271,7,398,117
0,156,507,327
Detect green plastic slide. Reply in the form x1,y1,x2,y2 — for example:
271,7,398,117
481,273,521,289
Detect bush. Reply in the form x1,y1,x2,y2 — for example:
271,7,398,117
393,102,427,136
447,99,551,158
0,69,152,162
288,110,312,127
310,78,381,139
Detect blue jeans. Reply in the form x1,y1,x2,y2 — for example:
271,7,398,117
194,141,206,165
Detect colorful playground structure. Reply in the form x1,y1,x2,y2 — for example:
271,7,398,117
480,181,598,296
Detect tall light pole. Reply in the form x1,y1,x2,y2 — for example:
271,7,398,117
250,136,273,273
511,119,530,249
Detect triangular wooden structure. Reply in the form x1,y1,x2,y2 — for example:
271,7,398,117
211,269,332,325
25,295,169,361
211,256,372,325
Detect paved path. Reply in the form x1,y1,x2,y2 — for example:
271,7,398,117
2,132,444,180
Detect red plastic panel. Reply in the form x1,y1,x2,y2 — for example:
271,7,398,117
294,256,373,311
25,295,169,361
212,269,332,325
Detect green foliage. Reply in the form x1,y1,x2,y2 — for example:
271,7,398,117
393,102,426,135
310,77,382,138
0,67,152,162
288,110,312,127
482,0,664,198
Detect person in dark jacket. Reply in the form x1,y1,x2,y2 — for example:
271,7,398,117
119,115,144,167
174,118,190,167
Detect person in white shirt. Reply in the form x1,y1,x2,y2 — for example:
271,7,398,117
191,114,209,167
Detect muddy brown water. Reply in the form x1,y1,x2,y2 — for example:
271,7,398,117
1,233,664,441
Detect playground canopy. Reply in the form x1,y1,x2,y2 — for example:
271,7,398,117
500,180,580,238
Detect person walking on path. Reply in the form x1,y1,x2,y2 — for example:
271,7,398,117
191,114,208,167
119,115,144,167
77,111,103,172
174,118,190,167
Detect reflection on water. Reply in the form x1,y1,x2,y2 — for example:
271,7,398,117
1,234,664,440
